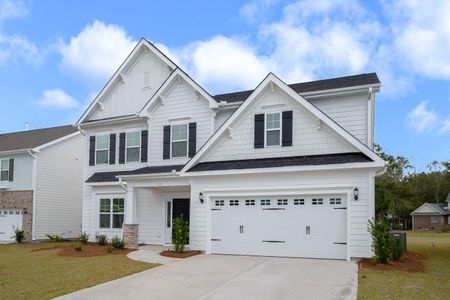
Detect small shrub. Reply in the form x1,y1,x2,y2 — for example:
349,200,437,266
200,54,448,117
13,228,25,243
79,232,89,244
111,236,125,250
74,245,82,252
95,233,108,245
45,233,66,242
368,218,391,263
107,245,113,253
172,215,189,253
391,237,403,261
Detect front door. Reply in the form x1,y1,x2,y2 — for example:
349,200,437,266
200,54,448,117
164,198,190,244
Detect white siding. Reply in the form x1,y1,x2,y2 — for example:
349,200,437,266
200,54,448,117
189,168,373,258
0,153,33,190
88,49,172,121
34,133,84,239
215,109,234,131
203,86,357,162
308,92,368,145
147,80,216,166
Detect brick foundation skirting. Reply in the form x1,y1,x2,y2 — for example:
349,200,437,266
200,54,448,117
123,224,139,248
0,190,33,242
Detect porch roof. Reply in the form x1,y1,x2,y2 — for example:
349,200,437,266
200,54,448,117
86,165,185,183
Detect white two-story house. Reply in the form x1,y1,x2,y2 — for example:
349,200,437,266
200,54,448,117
0,125,83,242
77,38,385,260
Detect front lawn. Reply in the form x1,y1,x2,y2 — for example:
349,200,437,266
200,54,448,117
358,231,450,299
0,241,158,299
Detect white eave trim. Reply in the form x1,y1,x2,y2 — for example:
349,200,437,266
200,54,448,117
85,181,123,186
77,115,145,128
117,172,180,180
0,149,31,155
182,161,386,177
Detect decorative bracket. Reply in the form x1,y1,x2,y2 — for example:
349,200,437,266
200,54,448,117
119,74,126,83
316,118,322,130
226,127,233,139
97,102,104,111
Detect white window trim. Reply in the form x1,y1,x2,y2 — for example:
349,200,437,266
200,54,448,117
170,123,188,159
264,112,282,147
99,197,125,229
95,134,110,165
0,158,10,182
125,131,141,163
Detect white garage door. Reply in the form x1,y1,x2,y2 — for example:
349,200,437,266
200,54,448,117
211,195,347,259
0,209,23,242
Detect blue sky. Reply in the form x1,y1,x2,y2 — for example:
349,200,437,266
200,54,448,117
0,0,449,170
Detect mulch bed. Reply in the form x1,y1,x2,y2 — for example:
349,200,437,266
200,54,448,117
31,245,65,252
160,250,201,258
58,244,136,257
358,251,427,273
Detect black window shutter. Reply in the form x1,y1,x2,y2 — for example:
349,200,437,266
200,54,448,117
8,158,14,181
282,111,293,147
89,136,96,166
141,130,148,162
188,123,197,158
109,134,116,164
119,133,126,164
254,114,265,148
163,126,171,159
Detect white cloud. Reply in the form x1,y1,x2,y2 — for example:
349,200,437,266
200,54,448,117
239,0,275,23
0,33,41,65
38,89,79,109
406,101,438,134
58,20,137,82
439,119,450,135
0,0,28,24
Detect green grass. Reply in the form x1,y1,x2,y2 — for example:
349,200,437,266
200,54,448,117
0,242,158,299
358,231,450,300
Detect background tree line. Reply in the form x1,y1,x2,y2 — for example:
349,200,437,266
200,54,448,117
375,144,450,228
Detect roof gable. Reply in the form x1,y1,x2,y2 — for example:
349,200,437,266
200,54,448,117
411,203,446,215
76,38,177,125
181,73,385,173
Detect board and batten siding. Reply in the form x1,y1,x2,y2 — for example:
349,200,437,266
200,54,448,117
0,153,33,190
146,79,216,166
203,86,357,162
88,49,172,121
189,168,374,258
34,133,84,239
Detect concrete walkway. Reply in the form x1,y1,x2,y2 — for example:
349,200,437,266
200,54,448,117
58,252,358,300
127,245,183,264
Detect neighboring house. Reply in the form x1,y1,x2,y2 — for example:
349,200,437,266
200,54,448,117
0,125,83,242
77,38,386,261
411,192,450,230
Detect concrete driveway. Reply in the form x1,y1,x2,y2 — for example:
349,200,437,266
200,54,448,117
58,254,358,300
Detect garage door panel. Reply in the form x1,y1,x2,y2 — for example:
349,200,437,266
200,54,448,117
0,209,23,242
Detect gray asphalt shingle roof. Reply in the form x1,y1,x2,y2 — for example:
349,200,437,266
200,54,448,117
86,165,185,183
0,125,78,152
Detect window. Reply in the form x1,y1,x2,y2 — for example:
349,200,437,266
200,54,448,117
229,200,239,206
431,216,440,224
171,124,188,158
95,135,109,164
261,199,271,206
330,198,342,205
245,200,255,206
215,200,224,206
99,198,124,229
265,112,281,146
126,131,141,162
312,198,323,205
277,199,288,206
0,159,9,181
294,198,305,205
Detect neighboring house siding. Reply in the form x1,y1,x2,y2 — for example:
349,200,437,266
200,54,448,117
308,93,368,145
34,134,84,239
189,168,373,258
147,80,216,165
413,215,449,230
89,49,172,121
0,153,33,190
203,87,357,162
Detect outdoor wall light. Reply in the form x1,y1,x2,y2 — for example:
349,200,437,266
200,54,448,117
199,192,204,204
354,187,359,201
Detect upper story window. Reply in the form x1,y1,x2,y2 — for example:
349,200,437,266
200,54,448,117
265,112,281,146
171,124,188,158
95,135,109,164
0,159,9,181
126,131,141,162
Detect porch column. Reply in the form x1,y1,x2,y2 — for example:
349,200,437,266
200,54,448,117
123,187,139,248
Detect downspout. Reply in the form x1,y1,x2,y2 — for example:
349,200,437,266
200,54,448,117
77,125,86,136
118,177,128,192
29,149,37,241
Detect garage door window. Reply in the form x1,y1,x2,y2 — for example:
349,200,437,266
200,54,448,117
330,198,342,205
312,198,323,205
215,200,224,206
294,198,305,205
245,200,255,206
277,199,288,205
261,199,271,206
230,200,239,206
